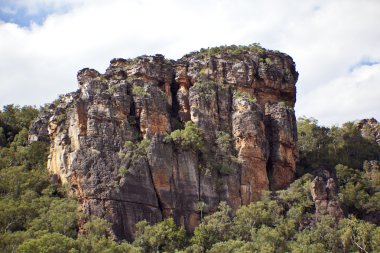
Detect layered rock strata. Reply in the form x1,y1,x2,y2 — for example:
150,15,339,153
30,45,299,240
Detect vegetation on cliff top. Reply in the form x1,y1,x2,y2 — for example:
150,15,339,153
0,105,379,252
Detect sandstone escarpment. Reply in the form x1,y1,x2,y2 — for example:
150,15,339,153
30,44,299,240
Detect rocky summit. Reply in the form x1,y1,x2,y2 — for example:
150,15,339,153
29,44,299,240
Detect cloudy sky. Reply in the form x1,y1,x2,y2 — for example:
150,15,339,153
0,0,379,126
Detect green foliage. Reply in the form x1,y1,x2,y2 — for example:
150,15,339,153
217,163,234,175
249,226,286,253
0,105,81,252
124,140,134,149
233,89,256,102
78,218,141,253
192,80,217,98
120,138,151,165
277,173,314,210
132,139,150,161
297,117,332,171
1,103,379,252
371,227,380,252
108,84,117,93
297,116,380,173
82,217,111,238
215,131,232,151
170,121,204,151
133,218,186,252
198,43,266,57
289,216,340,252
17,233,77,253
55,113,66,124
27,198,79,238
265,57,273,65
339,216,376,253
207,240,245,253
132,85,149,97
199,69,209,77
119,165,128,176
0,127,6,146
191,202,233,250
0,105,39,146
233,198,283,241
336,163,380,215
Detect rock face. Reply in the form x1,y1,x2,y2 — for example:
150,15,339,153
310,169,344,221
356,118,380,145
30,45,299,240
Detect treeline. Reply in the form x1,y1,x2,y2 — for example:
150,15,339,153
0,105,379,252
297,116,380,173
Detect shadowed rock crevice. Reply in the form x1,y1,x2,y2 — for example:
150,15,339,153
29,45,299,241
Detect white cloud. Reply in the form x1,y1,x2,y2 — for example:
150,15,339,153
0,0,380,125
297,63,380,126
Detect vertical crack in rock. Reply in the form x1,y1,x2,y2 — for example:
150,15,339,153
29,45,299,241
146,159,164,217
170,74,180,120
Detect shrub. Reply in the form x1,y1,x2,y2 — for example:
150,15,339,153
133,218,186,252
55,114,66,124
218,163,233,175
170,121,204,151
124,141,135,149
132,86,148,97
192,80,217,98
233,90,256,102
119,166,128,176
233,199,283,240
191,202,233,250
265,58,273,65
199,69,209,77
135,139,151,156
215,131,232,151
17,233,76,253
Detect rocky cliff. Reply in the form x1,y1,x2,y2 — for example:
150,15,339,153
30,44,299,240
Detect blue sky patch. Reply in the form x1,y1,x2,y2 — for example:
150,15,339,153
0,8,48,26
0,1,71,27
349,58,380,72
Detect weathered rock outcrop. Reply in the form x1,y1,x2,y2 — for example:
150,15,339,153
310,169,344,221
30,45,299,240
356,118,380,145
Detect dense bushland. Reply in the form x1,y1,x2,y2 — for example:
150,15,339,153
0,106,379,252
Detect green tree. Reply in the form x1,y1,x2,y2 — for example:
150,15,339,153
17,233,76,253
170,121,204,151
77,217,140,253
191,202,233,250
339,216,377,253
233,199,283,241
297,117,332,172
133,218,186,253
27,198,78,238
0,105,38,145
207,240,246,253
289,216,341,253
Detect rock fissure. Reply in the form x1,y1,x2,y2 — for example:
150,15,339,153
146,160,165,216
85,197,160,209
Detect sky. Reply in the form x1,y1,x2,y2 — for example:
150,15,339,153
0,0,379,126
